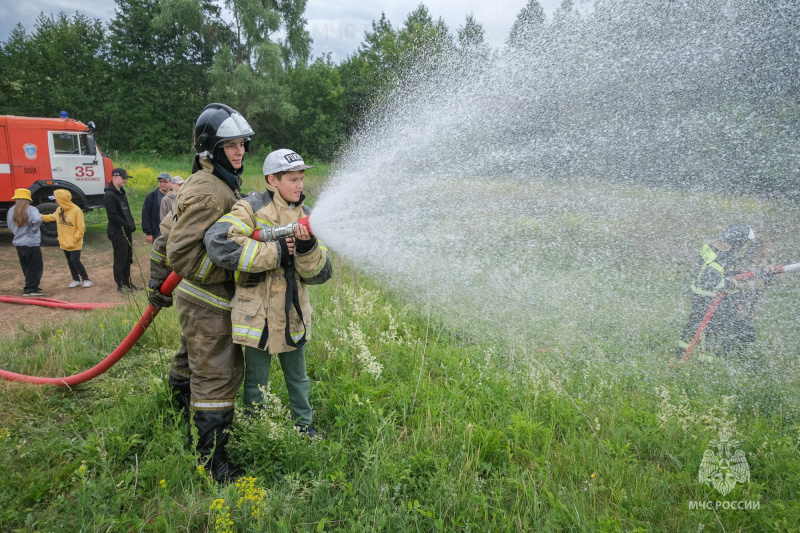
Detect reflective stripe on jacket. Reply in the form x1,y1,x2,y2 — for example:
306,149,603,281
204,185,332,353
691,243,738,297
164,158,239,312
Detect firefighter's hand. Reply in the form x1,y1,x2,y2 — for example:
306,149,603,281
723,276,739,291
294,224,316,255
757,266,779,286
146,235,154,244
147,280,173,309
756,265,778,278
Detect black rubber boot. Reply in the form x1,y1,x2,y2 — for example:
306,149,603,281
194,409,245,484
168,376,192,413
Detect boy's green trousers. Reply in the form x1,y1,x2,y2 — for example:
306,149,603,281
243,345,312,427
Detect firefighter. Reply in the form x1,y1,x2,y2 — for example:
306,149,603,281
676,224,768,361
147,103,253,483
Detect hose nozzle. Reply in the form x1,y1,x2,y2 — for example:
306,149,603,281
252,216,313,242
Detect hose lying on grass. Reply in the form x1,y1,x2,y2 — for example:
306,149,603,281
0,272,181,386
0,296,117,310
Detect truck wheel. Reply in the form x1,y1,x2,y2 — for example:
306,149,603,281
37,202,60,247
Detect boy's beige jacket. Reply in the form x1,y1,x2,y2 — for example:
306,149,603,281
204,183,332,353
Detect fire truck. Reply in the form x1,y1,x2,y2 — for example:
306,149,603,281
0,113,114,245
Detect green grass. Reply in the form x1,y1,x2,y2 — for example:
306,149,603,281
1,162,799,531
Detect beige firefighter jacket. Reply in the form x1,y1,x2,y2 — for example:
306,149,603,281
204,184,332,353
150,158,240,313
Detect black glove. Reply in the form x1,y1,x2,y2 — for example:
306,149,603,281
295,236,317,255
147,279,173,309
756,266,779,285
278,238,292,267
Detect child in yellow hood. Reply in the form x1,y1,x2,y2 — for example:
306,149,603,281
41,189,93,288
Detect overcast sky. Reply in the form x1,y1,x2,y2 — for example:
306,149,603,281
0,0,563,62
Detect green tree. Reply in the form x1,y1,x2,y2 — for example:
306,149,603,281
0,14,109,122
456,14,491,63
339,6,454,137
507,0,546,48
283,56,345,160
338,13,399,137
107,0,218,153
396,4,454,77
207,0,312,150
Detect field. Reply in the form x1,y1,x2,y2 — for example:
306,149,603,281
1,158,799,532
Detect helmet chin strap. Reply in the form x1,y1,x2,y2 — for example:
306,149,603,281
210,145,244,192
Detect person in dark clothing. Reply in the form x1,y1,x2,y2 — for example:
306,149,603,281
676,224,768,362
142,172,171,243
104,167,141,292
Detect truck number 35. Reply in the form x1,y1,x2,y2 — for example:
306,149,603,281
74,166,95,177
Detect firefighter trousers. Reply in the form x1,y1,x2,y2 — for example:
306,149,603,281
170,296,244,452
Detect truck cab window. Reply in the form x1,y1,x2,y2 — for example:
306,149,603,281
52,132,80,154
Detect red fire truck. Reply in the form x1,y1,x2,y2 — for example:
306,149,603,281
0,113,114,245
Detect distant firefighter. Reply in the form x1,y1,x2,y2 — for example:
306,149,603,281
676,224,774,362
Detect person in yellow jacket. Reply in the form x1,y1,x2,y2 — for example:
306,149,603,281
41,189,92,288
205,149,332,438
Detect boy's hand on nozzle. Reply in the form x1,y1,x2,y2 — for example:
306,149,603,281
294,222,318,255
756,265,778,277
294,223,311,240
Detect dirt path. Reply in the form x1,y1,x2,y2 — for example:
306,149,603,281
0,225,154,339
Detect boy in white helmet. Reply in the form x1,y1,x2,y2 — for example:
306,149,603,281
205,149,332,438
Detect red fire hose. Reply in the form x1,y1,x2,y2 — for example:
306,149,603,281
679,262,800,361
0,216,313,386
0,272,182,386
0,296,117,310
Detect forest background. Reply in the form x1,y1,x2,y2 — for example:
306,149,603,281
0,0,545,162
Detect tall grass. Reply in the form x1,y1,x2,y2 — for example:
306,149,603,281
0,163,798,531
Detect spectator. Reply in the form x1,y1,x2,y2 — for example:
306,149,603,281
41,189,92,288
159,175,184,222
142,172,171,243
7,188,44,297
104,168,140,292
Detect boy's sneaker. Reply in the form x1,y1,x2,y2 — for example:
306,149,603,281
23,289,45,297
82,280,93,288
68,280,81,288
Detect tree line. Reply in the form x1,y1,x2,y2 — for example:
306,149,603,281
0,0,553,161
1,0,796,196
